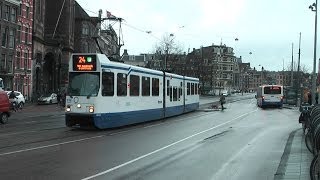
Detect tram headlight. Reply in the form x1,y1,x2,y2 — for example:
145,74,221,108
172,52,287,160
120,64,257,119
66,105,71,112
89,106,94,113
77,104,81,108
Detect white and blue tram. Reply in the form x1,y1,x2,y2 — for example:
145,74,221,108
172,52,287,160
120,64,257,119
65,53,199,129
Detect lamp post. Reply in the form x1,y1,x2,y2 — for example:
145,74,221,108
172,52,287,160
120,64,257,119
310,1,318,105
164,33,175,70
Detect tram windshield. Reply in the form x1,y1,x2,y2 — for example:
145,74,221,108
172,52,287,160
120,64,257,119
68,72,100,97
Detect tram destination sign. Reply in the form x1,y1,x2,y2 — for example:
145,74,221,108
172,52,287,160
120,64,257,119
73,55,97,71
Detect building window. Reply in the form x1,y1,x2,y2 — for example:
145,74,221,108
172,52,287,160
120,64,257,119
24,53,27,70
2,27,8,47
16,51,20,69
7,55,12,73
37,0,42,20
26,6,29,18
0,3,2,18
82,24,89,35
0,54,5,71
8,29,14,48
4,5,9,20
17,25,21,43
25,27,28,44
10,7,16,22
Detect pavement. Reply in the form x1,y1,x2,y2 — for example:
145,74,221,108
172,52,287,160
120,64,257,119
6,94,312,180
274,128,314,180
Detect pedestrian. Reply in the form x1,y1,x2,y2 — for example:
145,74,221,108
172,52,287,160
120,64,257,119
316,93,319,104
57,93,61,106
308,92,312,105
219,94,226,110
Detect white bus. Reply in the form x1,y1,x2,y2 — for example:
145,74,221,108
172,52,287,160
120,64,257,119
256,85,283,108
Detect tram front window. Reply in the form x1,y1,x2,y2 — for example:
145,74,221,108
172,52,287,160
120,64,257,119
68,72,100,97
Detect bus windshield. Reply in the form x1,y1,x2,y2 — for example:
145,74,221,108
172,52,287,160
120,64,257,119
68,72,100,97
264,86,281,94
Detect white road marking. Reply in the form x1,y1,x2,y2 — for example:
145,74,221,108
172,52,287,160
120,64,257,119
81,109,258,180
0,135,104,157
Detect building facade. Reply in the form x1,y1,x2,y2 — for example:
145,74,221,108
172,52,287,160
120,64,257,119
0,0,20,90
32,0,75,100
15,0,32,100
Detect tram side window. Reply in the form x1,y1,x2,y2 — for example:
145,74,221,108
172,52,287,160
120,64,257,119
170,86,173,102
117,73,127,96
152,78,159,96
173,87,178,101
196,83,199,95
187,82,190,95
130,75,140,96
142,76,150,96
191,83,195,95
167,80,170,96
102,72,114,96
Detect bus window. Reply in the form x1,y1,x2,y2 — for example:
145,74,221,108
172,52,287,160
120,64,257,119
102,72,114,96
152,78,159,96
130,75,140,96
142,76,150,96
187,82,190,95
117,73,127,96
264,86,281,94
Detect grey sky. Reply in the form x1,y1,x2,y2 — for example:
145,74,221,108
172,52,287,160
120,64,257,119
77,0,318,72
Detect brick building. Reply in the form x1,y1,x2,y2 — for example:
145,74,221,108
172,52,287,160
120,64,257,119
0,0,20,90
15,0,32,100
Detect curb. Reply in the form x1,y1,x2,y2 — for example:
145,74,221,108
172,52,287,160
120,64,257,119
274,128,300,180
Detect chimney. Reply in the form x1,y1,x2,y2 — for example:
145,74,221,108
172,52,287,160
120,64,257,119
123,49,128,56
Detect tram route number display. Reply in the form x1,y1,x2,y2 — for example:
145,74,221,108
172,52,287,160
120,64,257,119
73,55,97,71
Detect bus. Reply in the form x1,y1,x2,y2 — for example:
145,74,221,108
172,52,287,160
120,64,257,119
256,85,283,108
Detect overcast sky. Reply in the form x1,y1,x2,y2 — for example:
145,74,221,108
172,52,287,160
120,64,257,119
77,0,318,72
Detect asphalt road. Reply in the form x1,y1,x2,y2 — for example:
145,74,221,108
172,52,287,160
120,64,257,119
0,94,300,180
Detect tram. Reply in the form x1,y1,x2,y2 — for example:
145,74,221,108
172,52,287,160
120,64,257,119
65,53,199,129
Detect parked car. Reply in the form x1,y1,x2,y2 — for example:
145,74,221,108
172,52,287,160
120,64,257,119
37,93,58,104
5,91,26,109
0,91,10,124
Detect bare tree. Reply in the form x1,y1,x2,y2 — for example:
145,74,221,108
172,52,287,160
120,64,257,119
286,61,310,73
150,33,185,70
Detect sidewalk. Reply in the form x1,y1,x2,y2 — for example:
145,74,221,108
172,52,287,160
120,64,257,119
274,128,313,180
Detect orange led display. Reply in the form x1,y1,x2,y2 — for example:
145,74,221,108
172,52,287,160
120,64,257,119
73,55,96,71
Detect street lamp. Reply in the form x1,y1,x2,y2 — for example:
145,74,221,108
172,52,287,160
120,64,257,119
310,1,318,105
164,33,175,70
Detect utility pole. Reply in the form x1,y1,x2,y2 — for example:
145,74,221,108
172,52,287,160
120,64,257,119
291,43,294,87
297,33,302,105
310,1,318,105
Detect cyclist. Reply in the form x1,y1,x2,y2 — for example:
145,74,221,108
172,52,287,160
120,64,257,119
219,94,226,110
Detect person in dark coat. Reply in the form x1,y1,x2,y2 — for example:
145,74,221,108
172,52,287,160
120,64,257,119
308,92,312,105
